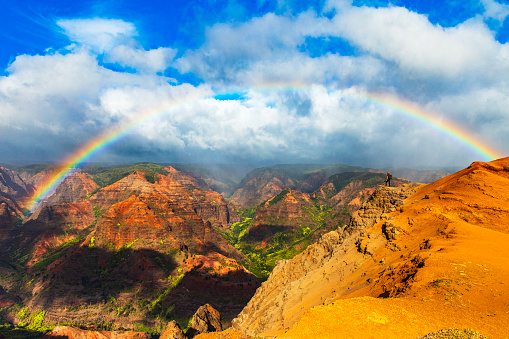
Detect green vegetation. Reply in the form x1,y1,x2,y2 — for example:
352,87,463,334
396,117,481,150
217,207,256,246
15,308,51,332
148,273,184,318
82,162,168,187
93,205,106,219
133,322,160,335
0,322,43,339
150,249,179,273
223,218,252,246
89,236,96,248
144,172,157,184
86,187,100,198
325,172,385,200
220,202,339,280
95,239,138,277
240,207,256,219
268,188,289,207
270,164,363,181
10,247,32,269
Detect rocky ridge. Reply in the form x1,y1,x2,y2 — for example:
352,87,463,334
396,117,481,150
229,169,298,208
230,158,509,338
232,184,417,336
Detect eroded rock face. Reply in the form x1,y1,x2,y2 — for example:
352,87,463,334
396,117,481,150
230,169,298,208
0,166,32,232
42,326,151,338
345,186,412,236
43,172,99,206
232,185,418,336
94,195,171,249
0,166,258,332
252,189,314,227
160,320,187,339
19,172,98,263
165,166,208,191
256,159,509,339
89,172,238,229
0,201,16,229
92,191,243,262
0,166,32,201
187,304,223,338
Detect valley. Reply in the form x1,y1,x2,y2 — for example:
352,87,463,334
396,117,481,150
4,160,503,338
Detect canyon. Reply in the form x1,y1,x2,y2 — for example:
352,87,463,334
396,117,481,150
3,161,496,338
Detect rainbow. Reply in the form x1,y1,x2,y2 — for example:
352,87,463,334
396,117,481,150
26,85,503,212
367,92,501,161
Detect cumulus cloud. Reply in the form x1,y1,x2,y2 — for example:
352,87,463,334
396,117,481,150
105,45,177,73
57,18,137,53
0,47,197,162
173,3,509,101
169,1,508,164
174,11,335,83
328,4,508,80
57,18,174,73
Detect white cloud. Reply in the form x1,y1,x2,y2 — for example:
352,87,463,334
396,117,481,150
481,0,509,22
329,5,506,79
105,45,177,73
0,47,194,160
57,18,176,74
174,11,334,82
57,18,137,53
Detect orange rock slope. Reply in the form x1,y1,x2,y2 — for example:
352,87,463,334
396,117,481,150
208,158,509,339
283,158,509,338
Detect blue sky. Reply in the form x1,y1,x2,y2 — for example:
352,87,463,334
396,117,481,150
1,0,509,167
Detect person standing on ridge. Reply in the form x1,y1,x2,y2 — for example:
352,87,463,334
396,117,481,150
385,172,392,187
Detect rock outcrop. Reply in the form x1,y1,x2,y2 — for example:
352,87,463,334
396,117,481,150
187,304,223,338
43,172,99,206
252,188,314,228
229,165,384,209
90,174,243,260
232,185,418,336
165,166,208,190
0,166,32,202
0,166,33,234
161,320,187,339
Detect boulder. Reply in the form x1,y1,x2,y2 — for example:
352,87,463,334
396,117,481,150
160,320,187,339
186,304,223,338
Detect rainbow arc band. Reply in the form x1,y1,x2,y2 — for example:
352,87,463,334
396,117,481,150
26,86,503,212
